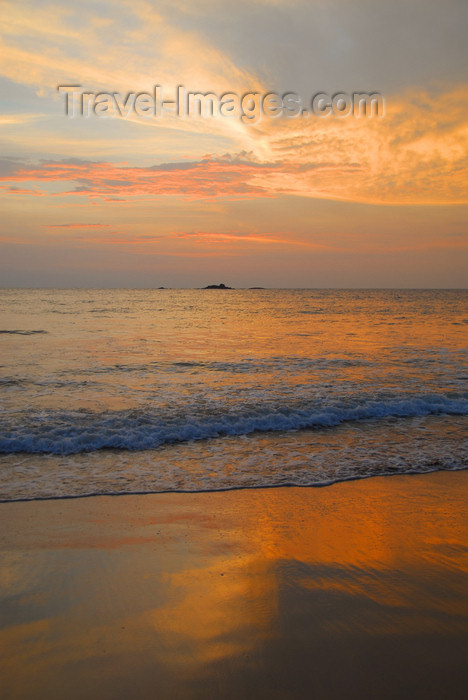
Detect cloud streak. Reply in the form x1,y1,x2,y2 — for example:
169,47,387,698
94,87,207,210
0,155,327,200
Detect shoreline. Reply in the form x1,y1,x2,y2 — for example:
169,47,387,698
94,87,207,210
1,470,467,699
1,464,467,504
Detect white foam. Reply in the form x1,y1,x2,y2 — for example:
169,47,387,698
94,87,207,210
1,393,466,455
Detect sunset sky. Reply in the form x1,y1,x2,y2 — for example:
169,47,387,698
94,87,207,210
1,0,467,287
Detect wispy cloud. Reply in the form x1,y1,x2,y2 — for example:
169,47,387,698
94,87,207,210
0,155,290,200
254,86,468,205
41,222,111,229
2,85,467,208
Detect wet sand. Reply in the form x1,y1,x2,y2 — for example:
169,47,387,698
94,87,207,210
1,470,468,700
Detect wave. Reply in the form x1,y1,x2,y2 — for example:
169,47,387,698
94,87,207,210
1,393,466,455
80,355,374,376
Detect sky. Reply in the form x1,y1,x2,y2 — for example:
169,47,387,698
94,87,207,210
0,0,467,288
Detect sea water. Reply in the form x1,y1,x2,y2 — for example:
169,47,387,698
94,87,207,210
0,288,466,500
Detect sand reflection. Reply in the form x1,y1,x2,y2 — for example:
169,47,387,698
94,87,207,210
1,472,468,699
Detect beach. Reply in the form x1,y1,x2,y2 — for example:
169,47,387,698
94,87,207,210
2,0,468,696
1,470,467,700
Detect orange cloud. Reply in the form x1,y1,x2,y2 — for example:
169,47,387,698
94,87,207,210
0,154,364,201
257,85,468,205
1,85,467,207
0,156,287,199
174,231,290,244
2,185,46,196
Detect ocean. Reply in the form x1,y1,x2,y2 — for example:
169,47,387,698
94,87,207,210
0,288,467,501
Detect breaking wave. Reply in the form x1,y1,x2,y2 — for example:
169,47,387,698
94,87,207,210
1,392,466,455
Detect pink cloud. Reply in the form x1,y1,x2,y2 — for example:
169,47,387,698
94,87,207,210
0,156,338,201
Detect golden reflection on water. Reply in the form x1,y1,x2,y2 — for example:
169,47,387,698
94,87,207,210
1,471,468,699
2,290,466,415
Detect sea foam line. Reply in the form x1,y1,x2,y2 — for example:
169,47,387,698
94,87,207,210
1,393,467,455
1,464,466,504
